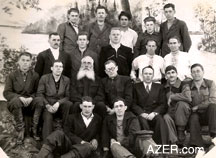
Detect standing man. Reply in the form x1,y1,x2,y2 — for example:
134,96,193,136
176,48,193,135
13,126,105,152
163,66,191,144
99,27,133,78
135,16,161,57
132,66,168,144
84,5,112,55
36,96,102,158
188,64,216,147
96,60,133,116
57,8,80,54
35,32,70,78
118,11,138,52
3,52,39,144
35,60,71,140
69,32,98,81
102,98,140,158
131,39,164,83
70,56,101,113
160,3,191,57
164,36,191,81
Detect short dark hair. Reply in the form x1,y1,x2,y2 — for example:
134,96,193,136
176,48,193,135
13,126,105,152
18,52,32,60
142,65,154,74
52,60,63,66
95,5,108,13
191,63,204,72
165,65,177,74
81,96,93,103
49,32,59,39
146,39,157,46
168,36,181,43
104,60,117,67
78,32,89,39
113,97,126,106
144,16,156,23
118,11,132,20
67,8,79,15
163,3,175,10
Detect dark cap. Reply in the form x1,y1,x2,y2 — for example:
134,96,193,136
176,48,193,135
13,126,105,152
165,65,177,74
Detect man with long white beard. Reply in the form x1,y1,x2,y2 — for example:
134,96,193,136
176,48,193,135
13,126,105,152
70,56,101,113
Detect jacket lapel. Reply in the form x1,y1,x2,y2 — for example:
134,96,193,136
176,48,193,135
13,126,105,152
47,49,55,63
23,71,33,92
57,76,64,95
48,74,57,95
15,70,25,90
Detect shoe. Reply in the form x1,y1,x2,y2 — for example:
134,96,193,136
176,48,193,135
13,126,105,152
32,128,40,141
177,130,186,143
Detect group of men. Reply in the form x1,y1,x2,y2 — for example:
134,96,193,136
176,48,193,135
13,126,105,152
3,2,216,158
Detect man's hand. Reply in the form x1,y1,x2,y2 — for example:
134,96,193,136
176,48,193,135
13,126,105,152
106,106,115,115
140,113,149,119
46,104,55,113
192,106,198,112
52,102,60,112
19,97,29,107
26,97,33,105
110,138,120,147
90,139,98,151
146,112,157,120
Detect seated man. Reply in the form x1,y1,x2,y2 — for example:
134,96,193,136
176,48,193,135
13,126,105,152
36,96,102,158
102,97,140,158
34,60,72,140
163,66,191,144
188,63,216,147
3,52,39,144
96,60,133,117
70,56,101,113
132,66,168,144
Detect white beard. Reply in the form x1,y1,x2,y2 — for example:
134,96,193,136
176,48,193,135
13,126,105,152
77,68,95,81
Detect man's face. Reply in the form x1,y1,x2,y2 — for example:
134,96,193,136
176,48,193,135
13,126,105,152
95,9,107,22
68,11,79,24
18,55,32,72
145,21,155,34
81,58,93,71
191,66,204,81
51,62,63,76
109,29,121,44
80,101,94,118
48,35,60,49
168,38,181,52
77,35,89,49
166,69,178,83
120,15,129,28
146,41,157,55
105,62,118,78
142,68,154,84
164,7,175,20
114,100,127,117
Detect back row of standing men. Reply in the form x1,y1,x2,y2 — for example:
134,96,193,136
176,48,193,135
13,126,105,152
3,3,216,158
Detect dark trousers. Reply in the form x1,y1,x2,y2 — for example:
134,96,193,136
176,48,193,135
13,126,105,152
7,97,35,132
189,104,216,147
138,114,168,144
42,130,93,158
42,101,71,140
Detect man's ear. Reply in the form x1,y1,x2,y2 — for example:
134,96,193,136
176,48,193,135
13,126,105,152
125,106,127,111
79,103,83,110
50,66,53,71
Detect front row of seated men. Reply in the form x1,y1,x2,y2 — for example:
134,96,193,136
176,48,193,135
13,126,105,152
3,52,216,156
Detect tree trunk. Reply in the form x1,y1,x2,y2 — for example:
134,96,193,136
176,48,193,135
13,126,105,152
121,0,131,14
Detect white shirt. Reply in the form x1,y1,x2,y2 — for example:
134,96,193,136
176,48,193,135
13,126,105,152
164,51,191,81
120,28,138,52
81,113,94,128
50,47,59,60
110,42,121,52
131,54,165,82
143,82,152,91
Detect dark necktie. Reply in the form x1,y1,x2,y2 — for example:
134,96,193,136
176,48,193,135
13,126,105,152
146,84,150,93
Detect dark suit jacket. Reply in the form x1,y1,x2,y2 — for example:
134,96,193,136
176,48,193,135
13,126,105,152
70,76,101,104
132,82,167,115
57,22,81,53
69,47,99,80
64,113,102,144
83,21,112,54
96,75,133,109
36,74,70,105
160,18,192,57
3,69,39,101
34,48,71,78
99,44,133,78
102,112,140,150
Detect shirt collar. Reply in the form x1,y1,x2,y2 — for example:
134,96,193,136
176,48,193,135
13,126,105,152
165,78,181,88
81,112,94,120
191,79,207,89
143,82,152,89
110,42,121,49
49,46,59,53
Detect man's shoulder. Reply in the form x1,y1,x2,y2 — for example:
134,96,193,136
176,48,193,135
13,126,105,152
203,78,215,87
120,44,132,51
38,49,50,56
118,75,131,82
61,75,70,82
